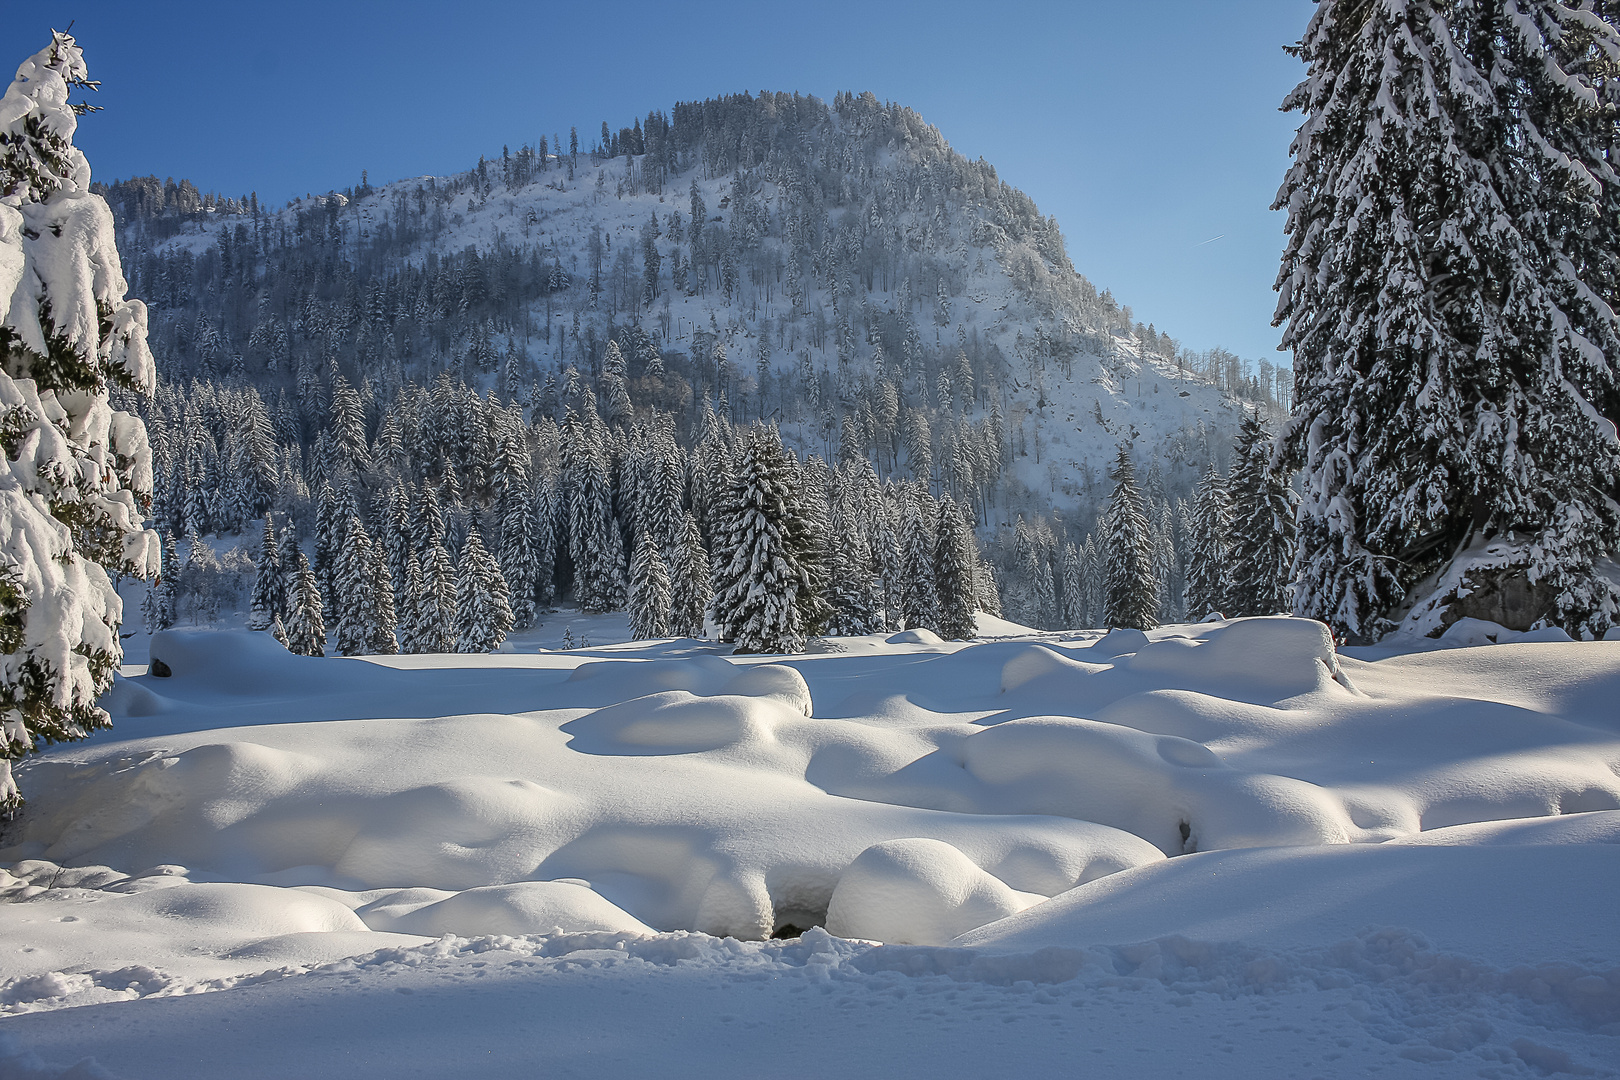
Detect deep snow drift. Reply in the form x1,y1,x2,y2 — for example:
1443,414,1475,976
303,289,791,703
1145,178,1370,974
1,616,1617,1078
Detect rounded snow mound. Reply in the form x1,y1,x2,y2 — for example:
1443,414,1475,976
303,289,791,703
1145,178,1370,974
720,664,812,716
96,675,167,718
367,881,653,937
121,882,366,936
566,654,739,696
563,690,793,755
1127,617,1341,699
888,628,945,646
825,838,1043,945
1086,627,1151,657
998,644,1103,693
963,715,1351,854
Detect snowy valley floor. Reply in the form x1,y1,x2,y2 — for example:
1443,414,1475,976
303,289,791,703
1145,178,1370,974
1,615,1617,1078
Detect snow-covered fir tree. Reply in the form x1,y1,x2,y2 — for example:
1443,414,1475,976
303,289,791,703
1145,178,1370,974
900,500,939,631
933,495,978,640
1103,447,1159,630
1227,413,1297,617
1275,0,1620,640
710,424,820,653
1183,465,1232,619
403,542,457,654
283,551,326,657
627,532,672,639
453,526,512,652
334,515,384,656
0,33,159,811
368,543,398,655
669,511,711,638
563,404,626,612
247,517,283,631
1060,541,1086,629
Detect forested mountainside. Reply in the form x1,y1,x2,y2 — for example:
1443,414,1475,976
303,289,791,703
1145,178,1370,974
97,90,1290,632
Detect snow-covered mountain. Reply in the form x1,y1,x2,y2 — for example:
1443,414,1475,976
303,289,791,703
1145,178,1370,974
101,91,1283,525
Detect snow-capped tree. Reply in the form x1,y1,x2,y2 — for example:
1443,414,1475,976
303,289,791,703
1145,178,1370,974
900,501,939,631
1183,465,1232,619
933,495,978,640
283,551,326,657
453,526,512,653
1275,0,1620,640
1227,413,1297,617
403,542,457,654
247,517,282,631
0,33,160,812
710,425,819,653
669,511,711,638
627,532,672,639
563,405,625,612
334,515,383,656
1103,447,1158,631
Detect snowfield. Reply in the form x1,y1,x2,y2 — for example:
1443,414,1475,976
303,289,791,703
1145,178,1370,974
1,616,1618,1078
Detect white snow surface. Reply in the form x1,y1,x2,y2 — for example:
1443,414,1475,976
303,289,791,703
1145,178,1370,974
1,616,1618,1078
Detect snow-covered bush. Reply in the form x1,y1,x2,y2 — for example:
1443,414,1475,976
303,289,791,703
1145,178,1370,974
0,32,158,812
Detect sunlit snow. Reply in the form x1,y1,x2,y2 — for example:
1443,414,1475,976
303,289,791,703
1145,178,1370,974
1,618,1617,1077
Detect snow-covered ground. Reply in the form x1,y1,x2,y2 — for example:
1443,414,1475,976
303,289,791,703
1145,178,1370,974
2,617,1617,1078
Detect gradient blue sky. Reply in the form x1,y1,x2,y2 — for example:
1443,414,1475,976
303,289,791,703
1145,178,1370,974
27,0,1314,362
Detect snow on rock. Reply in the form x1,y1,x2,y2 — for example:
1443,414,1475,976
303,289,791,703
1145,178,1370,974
825,838,1044,945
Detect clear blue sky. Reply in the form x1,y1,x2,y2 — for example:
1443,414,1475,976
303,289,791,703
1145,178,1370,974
26,0,1313,362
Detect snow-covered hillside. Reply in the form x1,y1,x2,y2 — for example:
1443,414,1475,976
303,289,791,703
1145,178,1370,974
1,620,1616,1077
106,92,1279,524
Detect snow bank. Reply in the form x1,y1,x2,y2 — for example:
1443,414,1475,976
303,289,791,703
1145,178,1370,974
956,840,1620,969
4,616,1619,1043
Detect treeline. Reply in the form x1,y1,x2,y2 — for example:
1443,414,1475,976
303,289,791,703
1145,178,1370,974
134,358,998,652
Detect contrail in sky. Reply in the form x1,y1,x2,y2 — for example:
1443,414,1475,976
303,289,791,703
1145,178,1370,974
1197,234,1226,246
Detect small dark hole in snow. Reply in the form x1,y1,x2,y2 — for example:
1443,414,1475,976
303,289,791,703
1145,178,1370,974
772,924,808,939
149,659,171,678
1177,820,1196,855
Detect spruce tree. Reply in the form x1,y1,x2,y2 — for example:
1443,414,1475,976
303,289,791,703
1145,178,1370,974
454,526,512,652
284,552,327,657
1184,465,1233,619
1103,447,1159,631
396,552,426,654
563,405,625,612
248,517,283,631
825,503,882,636
497,476,541,630
368,545,398,654
669,511,712,638
710,425,819,653
411,541,458,653
1060,542,1086,630
0,33,160,810
1228,414,1298,617
901,502,939,631
933,496,978,640
627,532,673,639
1276,0,1620,639
334,515,382,656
